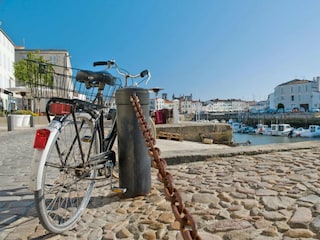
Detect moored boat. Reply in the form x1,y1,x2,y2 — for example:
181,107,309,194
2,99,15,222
271,123,293,136
255,124,269,135
290,127,306,137
300,125,320,137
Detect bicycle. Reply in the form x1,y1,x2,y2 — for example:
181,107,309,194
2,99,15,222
29,60,151,233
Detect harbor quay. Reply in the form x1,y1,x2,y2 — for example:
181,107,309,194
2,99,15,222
1,127,320,239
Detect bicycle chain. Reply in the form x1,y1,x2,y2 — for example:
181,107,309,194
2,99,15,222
130,94,201,240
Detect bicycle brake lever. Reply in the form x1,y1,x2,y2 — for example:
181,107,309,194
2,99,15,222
140,70,149,78
146,72,151,85
140,70,151,85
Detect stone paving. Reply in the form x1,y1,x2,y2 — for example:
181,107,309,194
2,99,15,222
1,127,320,239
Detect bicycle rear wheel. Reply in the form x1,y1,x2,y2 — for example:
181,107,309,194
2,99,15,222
34,112,101,233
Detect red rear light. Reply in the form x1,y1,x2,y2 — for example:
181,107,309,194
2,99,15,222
49,103,72,115
33,129,51,149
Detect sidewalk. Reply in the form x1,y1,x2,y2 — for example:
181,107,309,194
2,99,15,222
1,123,320,239
156,138,320,164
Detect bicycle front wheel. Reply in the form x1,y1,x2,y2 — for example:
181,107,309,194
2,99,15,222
34,113,101,233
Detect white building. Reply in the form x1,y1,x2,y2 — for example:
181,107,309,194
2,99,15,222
248,100,268,112
191,100,203,114
203,99,249,112
149,98,165,111
0,29,15,112
180,99,192,114
272,78,320,112
163,99,174,109
267,93,276,111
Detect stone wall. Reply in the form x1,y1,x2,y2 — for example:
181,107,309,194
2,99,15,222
156,122,233,144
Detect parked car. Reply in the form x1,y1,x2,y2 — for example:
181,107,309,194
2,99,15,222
311,108,320,112
267,109,276,113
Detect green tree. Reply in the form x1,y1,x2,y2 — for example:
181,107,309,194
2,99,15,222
14,51,54,87
14,51,55,112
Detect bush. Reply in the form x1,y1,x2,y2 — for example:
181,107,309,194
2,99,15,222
10,110,39,116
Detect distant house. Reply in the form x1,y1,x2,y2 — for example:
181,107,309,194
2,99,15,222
271,78,320,112
149,97,165,111
203,99,249,112
248,100,267,113
164,99,174,109
173,94,194,114
151,93,202,114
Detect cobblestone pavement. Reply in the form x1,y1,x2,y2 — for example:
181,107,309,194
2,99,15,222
1,128,320,239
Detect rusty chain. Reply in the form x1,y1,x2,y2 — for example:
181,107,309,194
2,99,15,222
130,94,201,240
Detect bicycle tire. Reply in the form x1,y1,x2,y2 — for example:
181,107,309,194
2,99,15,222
34,112,101,233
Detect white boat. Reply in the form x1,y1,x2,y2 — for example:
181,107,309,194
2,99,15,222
271,123,293,136
255,124,269,135
300,125,320,138
290,127,307,137
262,127,272,135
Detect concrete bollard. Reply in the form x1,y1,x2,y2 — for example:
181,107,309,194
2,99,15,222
115,87,151,198
7,115,14,131
30,115,34,127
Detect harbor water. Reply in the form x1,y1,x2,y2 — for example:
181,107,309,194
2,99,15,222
233,132,320,146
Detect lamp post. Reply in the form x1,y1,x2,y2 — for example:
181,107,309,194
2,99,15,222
20,92,26,110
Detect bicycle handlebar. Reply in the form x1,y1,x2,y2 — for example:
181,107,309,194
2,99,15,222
93,60,151,87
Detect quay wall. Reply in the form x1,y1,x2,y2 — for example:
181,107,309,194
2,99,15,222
198,112,320,128
156,122,233,144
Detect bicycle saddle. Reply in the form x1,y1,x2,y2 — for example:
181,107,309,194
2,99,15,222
76,70,116,89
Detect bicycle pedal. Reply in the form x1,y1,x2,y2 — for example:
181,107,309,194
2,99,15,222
112,187,127,193
81,135,92,142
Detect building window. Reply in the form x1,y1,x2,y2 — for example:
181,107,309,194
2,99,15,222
49,55,57,64
291,95,294,101
291,86,294,93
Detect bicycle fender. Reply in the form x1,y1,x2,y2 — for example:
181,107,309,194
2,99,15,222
29,125,60,192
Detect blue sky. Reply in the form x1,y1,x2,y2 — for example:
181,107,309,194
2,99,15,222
1,0,320,101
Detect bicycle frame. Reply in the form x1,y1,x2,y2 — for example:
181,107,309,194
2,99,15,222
30,59,150,233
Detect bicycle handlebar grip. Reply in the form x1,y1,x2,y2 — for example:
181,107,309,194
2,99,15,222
93,61,109,67
93,60,115,67
140,70,149,78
